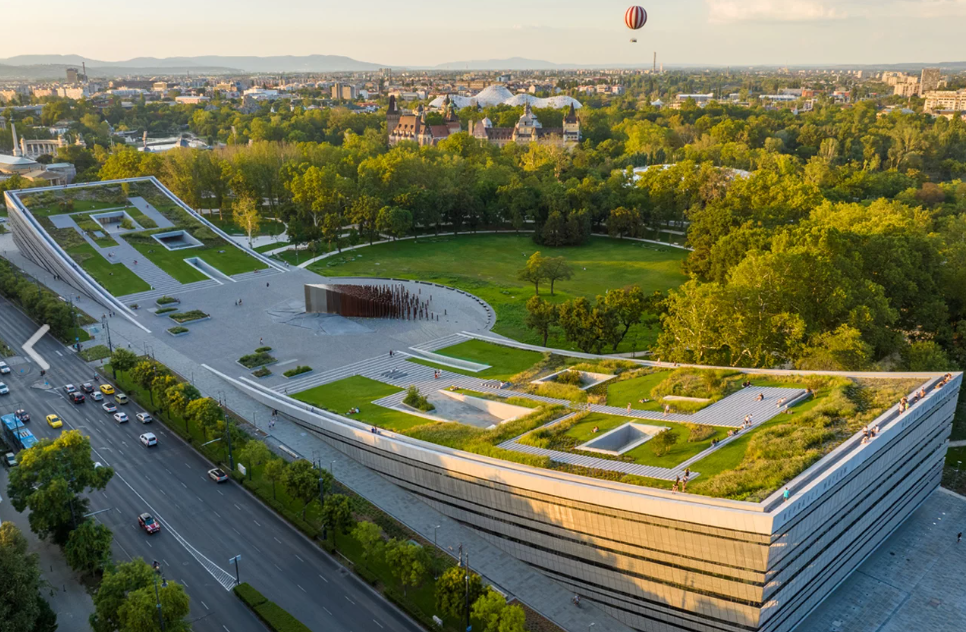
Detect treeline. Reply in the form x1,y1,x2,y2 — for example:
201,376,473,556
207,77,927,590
0,258,94,343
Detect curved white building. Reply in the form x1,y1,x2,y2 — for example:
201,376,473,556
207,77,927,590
429,85,582,110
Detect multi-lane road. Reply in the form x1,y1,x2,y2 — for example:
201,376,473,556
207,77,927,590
0,295,421,632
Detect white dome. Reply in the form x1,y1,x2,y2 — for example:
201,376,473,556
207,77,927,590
429,88,582,111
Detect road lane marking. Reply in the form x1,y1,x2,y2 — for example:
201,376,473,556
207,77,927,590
253,520,261,527
213,511,221,518
323,607,332,615
54,350,63,357
180,482,187,489
223,626,230,632
273,537,281,544
295,554,304,563
233,504,242,511
163,559,169,566
318,574,328,583
183,580,189,588
253,545,261,553
345,595,356,605
373,620,384,629
184,463,191,469
232,528,240,535
298,584,306,593
22,324,51,370
145,541,152,548
159,489,167,496
274,563,283,571
217,490,224,496
202,601,209,610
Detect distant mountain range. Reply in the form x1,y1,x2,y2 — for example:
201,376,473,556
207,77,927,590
2,54,966,78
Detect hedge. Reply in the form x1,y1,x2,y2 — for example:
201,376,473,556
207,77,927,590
283,365,312,378
233,583,312,632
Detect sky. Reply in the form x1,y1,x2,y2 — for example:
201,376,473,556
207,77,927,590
1,0,964,67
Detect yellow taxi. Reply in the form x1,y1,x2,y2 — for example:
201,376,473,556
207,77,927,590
99,384,115,395
46,414,63,428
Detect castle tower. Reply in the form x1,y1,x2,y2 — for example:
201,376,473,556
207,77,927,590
563,103,581,144
386,95,401,136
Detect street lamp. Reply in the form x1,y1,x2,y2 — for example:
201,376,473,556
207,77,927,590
229,555,241,586
152,561,168,631
432,525,441,548
588,623,595,632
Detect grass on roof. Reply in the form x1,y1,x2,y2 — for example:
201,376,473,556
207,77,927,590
65,242,151,296
290,376,429,432
412,339,546,381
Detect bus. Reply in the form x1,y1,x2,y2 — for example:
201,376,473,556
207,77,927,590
1,413,38,452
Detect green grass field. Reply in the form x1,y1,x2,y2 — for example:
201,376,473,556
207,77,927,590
421,339,545,380
309,235,687,351
291,376,429,431
126,239,267,283
606,372,672,412
66,243,151,296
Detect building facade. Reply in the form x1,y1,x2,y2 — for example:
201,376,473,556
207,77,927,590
920,68,942,95
924,90,966,114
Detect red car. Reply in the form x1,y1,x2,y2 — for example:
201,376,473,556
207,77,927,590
138,513,160,534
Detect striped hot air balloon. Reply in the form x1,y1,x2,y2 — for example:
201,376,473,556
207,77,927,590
625,6,647,30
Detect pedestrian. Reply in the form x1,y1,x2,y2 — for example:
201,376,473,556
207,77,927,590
959,532,962,544
259,337,263,345
266,282,270,287
626,402,631,413
783,487,790,502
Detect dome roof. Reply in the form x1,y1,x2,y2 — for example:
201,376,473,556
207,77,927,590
429,88,582,111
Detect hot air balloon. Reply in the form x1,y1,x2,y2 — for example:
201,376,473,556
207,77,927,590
625,6,648,32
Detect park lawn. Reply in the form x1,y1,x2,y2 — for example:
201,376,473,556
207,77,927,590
273,248,316,266
946,446,966,468
65,243,151,296
310,234,687,352
194,246,268,276
606,372,672,412
126,240,208,283
291,376,429,431
433,339,544,380
254,240,290,253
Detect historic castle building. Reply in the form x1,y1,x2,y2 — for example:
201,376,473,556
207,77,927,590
387,95,580,148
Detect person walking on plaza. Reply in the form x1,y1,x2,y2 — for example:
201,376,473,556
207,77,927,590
958,532,962,544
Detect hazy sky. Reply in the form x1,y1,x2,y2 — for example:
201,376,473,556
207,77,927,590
1,0,963,66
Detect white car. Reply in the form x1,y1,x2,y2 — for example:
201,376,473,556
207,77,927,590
64,384,76,394
0,382,9,395
136,412,153,424
139,433,157,447
113,412,129,424
91,391,104,402
102,402,117,413
0,362,10,374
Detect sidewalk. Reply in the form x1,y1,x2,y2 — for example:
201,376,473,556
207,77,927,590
0,469,94,632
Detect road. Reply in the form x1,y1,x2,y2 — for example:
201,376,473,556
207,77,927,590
0,294,422,632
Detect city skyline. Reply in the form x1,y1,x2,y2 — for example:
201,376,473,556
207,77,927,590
1,0,965,68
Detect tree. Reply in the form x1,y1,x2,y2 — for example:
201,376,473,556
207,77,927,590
436,566,484,619
518,252,548,295
64,519,113,577
129,361,158,392
351,521,384,568
603,286,652,351
232,196,261,248
652,429,679,457
185,397,223,439
91,559,190,632
0,522,55,632
110,347,138,374
321,211,344,253
384,539,429,595
902,340,953,371
7,430,114,545
238,441,271,480
376,206,412,240
263,458,286,500
541,256,573,296
524,296,558,346
321,494,355,545
283,459,319,518
472,588,526,632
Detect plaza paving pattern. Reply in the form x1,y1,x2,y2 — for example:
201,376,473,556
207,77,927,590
275,333,807,481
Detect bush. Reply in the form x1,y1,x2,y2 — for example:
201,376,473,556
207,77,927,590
168,310,209,323
403,386,434,412
239,352,277,369
168,326,188,335
119,217,134,230
156,296,179,305
650,367,740,401
252,367,272,378
686,424,716,442
283,366,312,378
553,370,584,386
233,582,266,608
233,583,312,632
78,345,111,362
529,381,587,403
255,346,273,353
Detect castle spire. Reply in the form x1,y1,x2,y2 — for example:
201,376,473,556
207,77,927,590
11,121,22,157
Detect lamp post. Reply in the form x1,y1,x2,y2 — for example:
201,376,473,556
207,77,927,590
152,561,168,631
229,555,241,586
432,524,441,548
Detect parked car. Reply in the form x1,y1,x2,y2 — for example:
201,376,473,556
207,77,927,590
64,384,76,394
102,402,117,413
136,412,153,424
138,513,160,534
113,412,129,424
0,382,9,395
0,361,10,374
46,414,63,428
207,468,229,483
3,452,17,468
91,391,104,402
14,409,30,422
81,383,94,393
139,433,157,447
69,392,85,404
99,384,115,395
115,393,129,405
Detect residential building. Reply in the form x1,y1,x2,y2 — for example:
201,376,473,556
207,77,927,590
331,83,357,100
923,90,966,114
66,67,78,83
920,68,942,95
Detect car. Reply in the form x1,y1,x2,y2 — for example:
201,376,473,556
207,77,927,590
3,452,17,468
81,383,94,393
113,412,129,424
0,361,10,374
14,409,30,423
139,432,157,447
115,393,129,405
99,384,115,395
136,412,153,424
207,468,229,483
46,414,63,428
0,382,8,395
137,513,160,534
102,402,117,413
69,392,85,404
91,391,103,402
64,384,76,394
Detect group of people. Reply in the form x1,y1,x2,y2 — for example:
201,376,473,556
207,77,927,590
345,407,361,415
861,425,880,444
433,370,441,379
671,469,692,493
